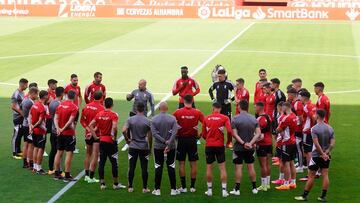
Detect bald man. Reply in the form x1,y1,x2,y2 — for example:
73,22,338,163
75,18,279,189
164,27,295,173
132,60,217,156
150,102,179,196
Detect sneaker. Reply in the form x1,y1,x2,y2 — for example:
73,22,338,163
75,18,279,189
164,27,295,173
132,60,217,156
48,170,55,175
204,190,212,196
73,149,80,154
229,189,240,196
178,187,187,193
289,183,297,189
13,155,22,160
121,144,129,152
17,152,23,156
88,178,100,183
317,196,327,202
294,196,308,201
299,176,308,182
222,190,229,197
128,188,134,193
53,174,63,181
152,189,161,196
190,188,196,193
252,188,258,194
43,152,48,157
37,169,47,175
226,142,233,149
257,185,267,192
100,184,107,190
266,184,271,190
84,176,90,182
170,189,180,196
63,176,77,183
275,185,290,190
272,179,284,185
196,140,201,145
113,183,126,190
142,188,151,193
296,167,304,173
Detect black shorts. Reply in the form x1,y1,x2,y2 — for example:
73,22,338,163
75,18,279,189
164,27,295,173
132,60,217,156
178,102,196,109
32,134,46,149
57,135,76,152
205,147,225,164
177,137,198,162
308,156,331,171
303,133,313,153
85,136,99,146
74,112,80,123
233,150,255,164
256,145,273,157
46,119,53,134
220,103,231,120
281,144,297,162
275,147,282,158
22,127,32,143
295,131,303,139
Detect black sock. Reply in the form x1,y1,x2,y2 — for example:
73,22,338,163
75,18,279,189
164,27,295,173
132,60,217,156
55,170,60,176
90,171,95,179
235,183,240,191
114,182,118,186
321,190,327,198
85,170,89,176
191,178,196,188
303,190,309,197
65,172,70,178
23,158,27,166
180,176,186,189
30,160,33,168
252,182,257,189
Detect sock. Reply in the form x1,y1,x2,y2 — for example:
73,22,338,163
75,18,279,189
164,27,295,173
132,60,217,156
291,179,296,185
23,158,27,166
261,178,266,187
55,170,60,176
221,183,227,191
191,178,196,188
90,171,95,179
284,180,289,186
85,170,89,176
30,160,34,168
266,176,271,185
235,183,240,191
251,182,257,189
33,163,38,170
65,172,70,178
321,190,327,198
303,190,309,197
279,173,284,180
114,182,119,186
180,176,186,189
38,164,42,171
207,182,212,190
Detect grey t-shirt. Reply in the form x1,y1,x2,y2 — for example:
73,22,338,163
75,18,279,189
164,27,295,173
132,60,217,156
231,112,259,151
311,123,335,157
125,114,151,150
151,112,178,150
11,89,25,121
128,89,155,116
21,98,34,127
49,99,61,134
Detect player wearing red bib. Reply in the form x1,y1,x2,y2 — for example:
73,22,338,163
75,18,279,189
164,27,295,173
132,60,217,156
314,82,331,124
254,69,268,106
85,72,106,104
234,78,249,115
64,74,82,108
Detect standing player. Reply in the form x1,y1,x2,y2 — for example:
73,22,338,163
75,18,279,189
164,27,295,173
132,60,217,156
89,97,126,190
314,82,331,123
173,95,204,193
270,78,286,132
295,109,335,202
85,72,106,104
254,69,268,105
80,91,105,183
150,102,179,196
64,74,82,107
45,79,58,157
263,83,275,121
48,87,64,175
209,69,235,148
21,87,38,169
53,90,79,182
234,78,249,115
11,78,28,159
292,78,302,92
275,102,297,190
123,103,152,193
28,90,49,174
202,102,232,197
230,100,262,195
172,66,200,109
254,102,272,192
47,79,58,102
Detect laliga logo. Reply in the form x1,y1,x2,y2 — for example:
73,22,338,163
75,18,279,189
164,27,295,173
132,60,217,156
198,6,211,19
346,8,360,21
252,7,266,20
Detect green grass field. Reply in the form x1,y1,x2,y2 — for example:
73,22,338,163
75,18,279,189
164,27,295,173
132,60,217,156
0,18,359,203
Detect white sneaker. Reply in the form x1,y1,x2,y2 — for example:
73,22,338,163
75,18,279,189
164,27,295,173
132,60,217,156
121,144,129,152
222,190,229,198
152,189,161,196
73,149,80,154
197,140,201,145
190,188,196,193
43,152,48,157
229,189,240,196
303,166,308,170
143,188,151,193
170,189,180,196
128,188,134,193
252,188,258,194
113,183,126,190
205,190,212,196
178,187,187,193
296,166,304,173
84,175,90,182
100,184,107,190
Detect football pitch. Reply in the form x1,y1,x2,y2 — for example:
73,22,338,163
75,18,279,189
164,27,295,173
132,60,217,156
0,17,360,203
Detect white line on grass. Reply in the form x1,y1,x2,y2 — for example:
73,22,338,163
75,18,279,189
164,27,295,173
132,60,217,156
45,21,256,203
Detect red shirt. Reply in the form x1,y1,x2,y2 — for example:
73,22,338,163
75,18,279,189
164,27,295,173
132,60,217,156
276,114,286,147
303,101,316,135
84,82,106,104
80,101,105,137
254,80,267,104
291,100,304,133
316,94,330,123
235,88,250,114
173,107,204,138
257,114,272,146
55,100,79,136
30,101,47,135
265,93,275,121
278,112,297,145
94,110,118,143
64,84,82,107
172,77,200,104
48,89,56,100
202,112,232,147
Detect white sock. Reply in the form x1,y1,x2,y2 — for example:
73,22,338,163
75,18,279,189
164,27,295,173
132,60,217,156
261,178,266,186
266,176,271,185
279,173,284,180
292,179,296,184
221,183,227,191
33,163,38,170
38,164,42,170
207,182,212,190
